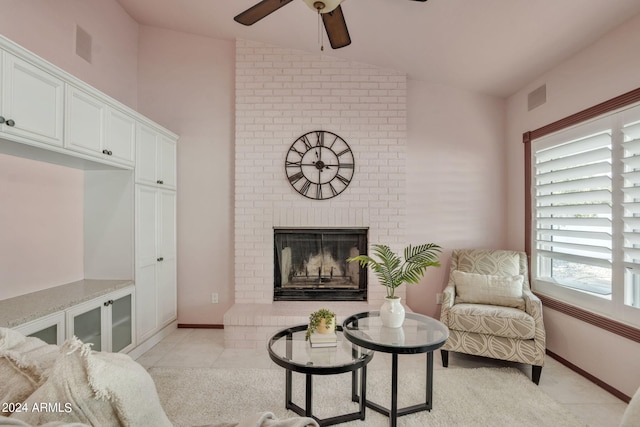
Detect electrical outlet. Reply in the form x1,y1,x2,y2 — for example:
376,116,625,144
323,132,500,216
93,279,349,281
436,293,443,304
211,293,219,304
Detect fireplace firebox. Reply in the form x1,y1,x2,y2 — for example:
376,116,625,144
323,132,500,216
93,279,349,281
273,228,368,301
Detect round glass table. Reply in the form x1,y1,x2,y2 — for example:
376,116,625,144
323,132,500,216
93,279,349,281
267,324,374,426
342,311,449,427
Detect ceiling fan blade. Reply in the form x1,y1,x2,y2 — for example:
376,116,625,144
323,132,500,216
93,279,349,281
234,0,295,26
322,5,351,49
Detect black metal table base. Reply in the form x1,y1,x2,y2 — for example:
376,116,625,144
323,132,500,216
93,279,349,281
285,367,367,426
364,352,434,427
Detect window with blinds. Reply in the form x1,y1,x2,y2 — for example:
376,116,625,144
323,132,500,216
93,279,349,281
532,104,640,308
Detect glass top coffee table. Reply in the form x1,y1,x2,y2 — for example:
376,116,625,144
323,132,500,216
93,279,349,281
342,311,449,427
267,324,374,426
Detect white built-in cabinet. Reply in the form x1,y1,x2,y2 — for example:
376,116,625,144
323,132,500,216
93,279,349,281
0,35,178,353
135,131,177,344
0,50,64,147
65,85,136,167
66,286,135,353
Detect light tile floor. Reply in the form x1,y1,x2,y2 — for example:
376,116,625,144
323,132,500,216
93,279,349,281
137,328,629,426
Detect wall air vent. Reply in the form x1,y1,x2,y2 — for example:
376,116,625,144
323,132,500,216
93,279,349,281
75,25,92,64
528,84,546,111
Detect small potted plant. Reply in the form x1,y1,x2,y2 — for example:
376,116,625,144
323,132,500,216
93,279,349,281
305,308,336,341
348,243,441,327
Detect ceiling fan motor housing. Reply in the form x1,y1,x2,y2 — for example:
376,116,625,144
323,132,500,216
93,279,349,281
303,0,342,13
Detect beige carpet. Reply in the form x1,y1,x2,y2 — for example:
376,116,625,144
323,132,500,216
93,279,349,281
149,366,586,427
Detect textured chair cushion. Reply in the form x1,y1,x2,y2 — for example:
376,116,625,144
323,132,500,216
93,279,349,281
453,270,525,310
448,303,536,340
455,249,521,276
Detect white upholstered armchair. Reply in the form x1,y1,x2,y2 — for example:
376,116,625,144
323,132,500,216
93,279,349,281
439,249,546,384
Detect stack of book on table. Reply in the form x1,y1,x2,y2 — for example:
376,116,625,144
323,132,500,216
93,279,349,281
309,332,337,348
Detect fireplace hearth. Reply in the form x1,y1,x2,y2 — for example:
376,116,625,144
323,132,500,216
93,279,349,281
273,228,368,301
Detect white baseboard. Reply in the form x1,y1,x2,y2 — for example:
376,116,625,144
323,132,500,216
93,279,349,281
127,321,178,360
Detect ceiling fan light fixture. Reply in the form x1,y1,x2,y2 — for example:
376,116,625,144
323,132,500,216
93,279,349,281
303,0,342,13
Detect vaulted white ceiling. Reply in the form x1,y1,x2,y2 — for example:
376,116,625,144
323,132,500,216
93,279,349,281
116,0,640,97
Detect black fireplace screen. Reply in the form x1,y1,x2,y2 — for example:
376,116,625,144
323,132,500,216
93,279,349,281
273,228,368,301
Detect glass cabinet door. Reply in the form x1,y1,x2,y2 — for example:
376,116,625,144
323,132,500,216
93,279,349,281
72,305,103,351
14,311,65,345
29,324,59,345
111,293,133,353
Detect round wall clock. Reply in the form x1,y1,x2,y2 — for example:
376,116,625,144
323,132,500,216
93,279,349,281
285,130,354,200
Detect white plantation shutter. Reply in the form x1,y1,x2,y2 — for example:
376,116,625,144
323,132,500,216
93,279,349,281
534,129,613,274
623,120,640,268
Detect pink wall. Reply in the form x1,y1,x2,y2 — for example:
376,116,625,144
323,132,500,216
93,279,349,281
0,0,139,109
0,154,84,299
405,80,507,317
136,26,235,325
505,13,640,397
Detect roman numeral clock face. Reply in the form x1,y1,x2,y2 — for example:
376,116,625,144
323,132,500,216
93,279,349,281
285,130,354,200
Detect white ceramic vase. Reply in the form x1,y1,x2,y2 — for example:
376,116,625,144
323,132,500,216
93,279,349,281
380,296,405,328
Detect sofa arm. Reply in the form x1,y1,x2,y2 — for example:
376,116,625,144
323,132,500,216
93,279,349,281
522,289,546,366
440,285,456,325
522,289,543,319
442,285,455,308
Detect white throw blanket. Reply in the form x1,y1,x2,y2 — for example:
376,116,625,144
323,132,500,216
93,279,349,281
9,337,172,427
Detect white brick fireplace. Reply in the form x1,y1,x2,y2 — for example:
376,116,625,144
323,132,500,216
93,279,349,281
224,39,407,348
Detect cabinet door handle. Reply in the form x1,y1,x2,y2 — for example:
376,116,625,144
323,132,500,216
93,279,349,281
157,257,164,262
6,119,15,127
103,299,114,307
0,116,5,124
102,149,113,156
157,180,164,185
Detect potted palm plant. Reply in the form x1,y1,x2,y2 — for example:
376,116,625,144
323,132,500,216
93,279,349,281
348,243,441,327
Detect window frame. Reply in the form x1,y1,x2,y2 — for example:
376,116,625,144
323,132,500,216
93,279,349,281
524,87,640,341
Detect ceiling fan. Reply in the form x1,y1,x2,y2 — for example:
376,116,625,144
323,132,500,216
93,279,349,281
234,0,428,50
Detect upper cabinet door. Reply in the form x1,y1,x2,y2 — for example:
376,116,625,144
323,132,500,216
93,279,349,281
1,52,64,146
105,107,135,167
159,135,176,190
135,123,159,186
65,85,105,155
